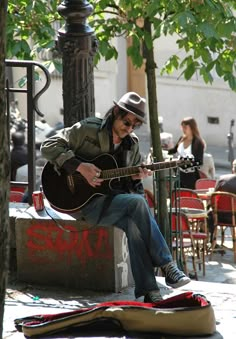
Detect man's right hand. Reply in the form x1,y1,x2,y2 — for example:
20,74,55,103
76,163,103,187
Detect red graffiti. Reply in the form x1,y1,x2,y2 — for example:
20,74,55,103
26,221,113,265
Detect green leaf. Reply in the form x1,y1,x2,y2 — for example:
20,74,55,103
132,33,141,49
152,18,162,39
199,67,213,84
143,31,153,50
200,48,212,63
18,76,27,88
127,45,143,68
205,60,215,73
99,40,109,56
11,41,23,56
184,62,197,80
53,60,63,74
104,47,116,61
228,74,236,91
145,1,160,17
198,22,218,39
215,61,224,77
175,11,196,28
93,52,101,66
217,20,236,39
161,55,180,75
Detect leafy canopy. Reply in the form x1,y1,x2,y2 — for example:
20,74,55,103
6,0,236,90
7,0,62,73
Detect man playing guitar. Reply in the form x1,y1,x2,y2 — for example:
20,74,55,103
41,91,190,303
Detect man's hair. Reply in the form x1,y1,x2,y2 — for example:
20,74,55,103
104,105,131,124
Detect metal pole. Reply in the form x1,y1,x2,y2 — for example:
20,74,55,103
227,119,235,166
57,0,98,127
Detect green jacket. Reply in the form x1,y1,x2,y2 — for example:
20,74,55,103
41,116,142,175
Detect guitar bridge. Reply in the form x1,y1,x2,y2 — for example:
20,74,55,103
67,175,75,194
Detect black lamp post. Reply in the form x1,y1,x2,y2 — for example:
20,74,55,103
57,0,98,127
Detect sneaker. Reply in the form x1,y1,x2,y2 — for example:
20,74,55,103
162,262,191,288
144,289,163,303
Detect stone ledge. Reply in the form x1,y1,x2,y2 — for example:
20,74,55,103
11,204,134,293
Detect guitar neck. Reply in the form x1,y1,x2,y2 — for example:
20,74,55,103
101,159,180,180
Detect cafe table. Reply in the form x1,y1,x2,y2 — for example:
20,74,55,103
179,207,208,219
194,188,214,206
169,207,208,233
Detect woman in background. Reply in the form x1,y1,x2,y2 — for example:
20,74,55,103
168,117,205,189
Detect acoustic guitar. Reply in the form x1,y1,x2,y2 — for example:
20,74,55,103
41,153,197,214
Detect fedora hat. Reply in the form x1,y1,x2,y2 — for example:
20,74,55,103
113,92,147,123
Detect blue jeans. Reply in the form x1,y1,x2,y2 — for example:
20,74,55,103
81,193,172,298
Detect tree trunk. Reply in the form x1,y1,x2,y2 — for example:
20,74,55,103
0,1,10,337
144,18,171,248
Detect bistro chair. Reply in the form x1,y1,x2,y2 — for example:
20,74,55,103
171,188,199,207
9,190,24,202
176,196,206,211
10,183,27,193
171,212,198,280
210,191,236,263
195,179,216,190
175,197,208,276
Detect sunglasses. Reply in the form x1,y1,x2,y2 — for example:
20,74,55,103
122,119,142,130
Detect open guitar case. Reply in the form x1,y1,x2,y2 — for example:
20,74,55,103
14,291,216,337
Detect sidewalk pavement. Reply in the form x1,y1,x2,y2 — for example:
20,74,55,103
3,244,236,339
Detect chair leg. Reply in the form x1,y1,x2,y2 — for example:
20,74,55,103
196,242,201,271
181,248,188,276
202,240,206,276
209,226,218,261
231,227,236,263
182,243,198,281
191,254,198,280
195,240,206,276
190,243,198,281
221,227,227,248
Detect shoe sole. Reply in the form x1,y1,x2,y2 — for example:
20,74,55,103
166,278,191,289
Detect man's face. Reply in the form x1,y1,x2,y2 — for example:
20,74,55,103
112,111,142,140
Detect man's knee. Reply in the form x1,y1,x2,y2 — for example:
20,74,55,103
128,194,147,208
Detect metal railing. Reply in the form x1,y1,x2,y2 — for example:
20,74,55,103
5,60,51,204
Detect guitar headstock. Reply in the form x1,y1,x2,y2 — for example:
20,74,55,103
178,156,200,171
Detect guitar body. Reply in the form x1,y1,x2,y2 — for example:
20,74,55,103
41,154,120,213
